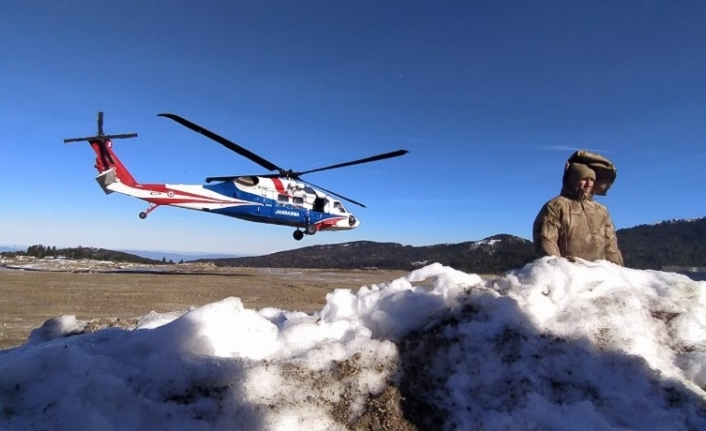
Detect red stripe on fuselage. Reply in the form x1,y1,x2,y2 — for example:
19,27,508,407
317,216,346,229
270,178,288,195
135,184,240,204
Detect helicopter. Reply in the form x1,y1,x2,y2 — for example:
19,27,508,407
64,112,408,240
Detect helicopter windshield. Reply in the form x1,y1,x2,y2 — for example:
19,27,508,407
332,200,347,214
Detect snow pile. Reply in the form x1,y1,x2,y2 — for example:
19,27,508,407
1,259,705,430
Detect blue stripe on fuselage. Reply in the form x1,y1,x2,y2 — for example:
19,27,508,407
203,182,335,228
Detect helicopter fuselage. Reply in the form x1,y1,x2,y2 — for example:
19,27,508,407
96,162,359,236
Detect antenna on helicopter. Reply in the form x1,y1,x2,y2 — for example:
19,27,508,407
63,112,138,144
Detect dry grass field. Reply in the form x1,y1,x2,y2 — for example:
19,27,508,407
0,263,407,350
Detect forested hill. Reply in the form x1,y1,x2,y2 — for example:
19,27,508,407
6,217,704,274
1,245,163,265
206,234,534,274
204,217,706,273
618,217,706,269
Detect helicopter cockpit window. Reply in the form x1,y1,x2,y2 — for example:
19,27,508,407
333,201,346,213
292,196,304,205
278,194,290,203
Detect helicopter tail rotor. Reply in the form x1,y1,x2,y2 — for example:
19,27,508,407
63,112,140,185
63,112,138,144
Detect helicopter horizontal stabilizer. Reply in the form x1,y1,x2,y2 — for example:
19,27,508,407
95,169,118,195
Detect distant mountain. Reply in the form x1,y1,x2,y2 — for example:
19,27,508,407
121,250,246,263
198,217,706,273
5,217,704,273
0,246,23,252
199,234,536,274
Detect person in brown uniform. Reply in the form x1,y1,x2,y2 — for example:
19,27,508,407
533,150,624,265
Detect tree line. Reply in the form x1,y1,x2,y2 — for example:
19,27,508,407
2,217,704,272
1,245,166,264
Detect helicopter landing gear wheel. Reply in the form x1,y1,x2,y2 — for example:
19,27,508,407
293,230,304,241
139,203,160,219
305,225,317,235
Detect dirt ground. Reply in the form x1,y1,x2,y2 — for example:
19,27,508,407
0,264,407,350
1,262,428,430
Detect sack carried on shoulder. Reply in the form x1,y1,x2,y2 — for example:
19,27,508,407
563,150,617,196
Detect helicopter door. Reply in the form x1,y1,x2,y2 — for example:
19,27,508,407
313,196,327,212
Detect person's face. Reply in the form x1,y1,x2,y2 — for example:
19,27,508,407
577,177,594,196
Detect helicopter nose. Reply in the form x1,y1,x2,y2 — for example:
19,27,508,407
348,215,359,228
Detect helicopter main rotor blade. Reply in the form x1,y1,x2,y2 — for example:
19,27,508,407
294,149,409,177
158,113,283,173
98,112,104,136
305,180,367,208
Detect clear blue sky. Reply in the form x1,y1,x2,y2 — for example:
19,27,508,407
1,1,704,256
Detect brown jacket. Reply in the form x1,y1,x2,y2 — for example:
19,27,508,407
533,192,624,266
